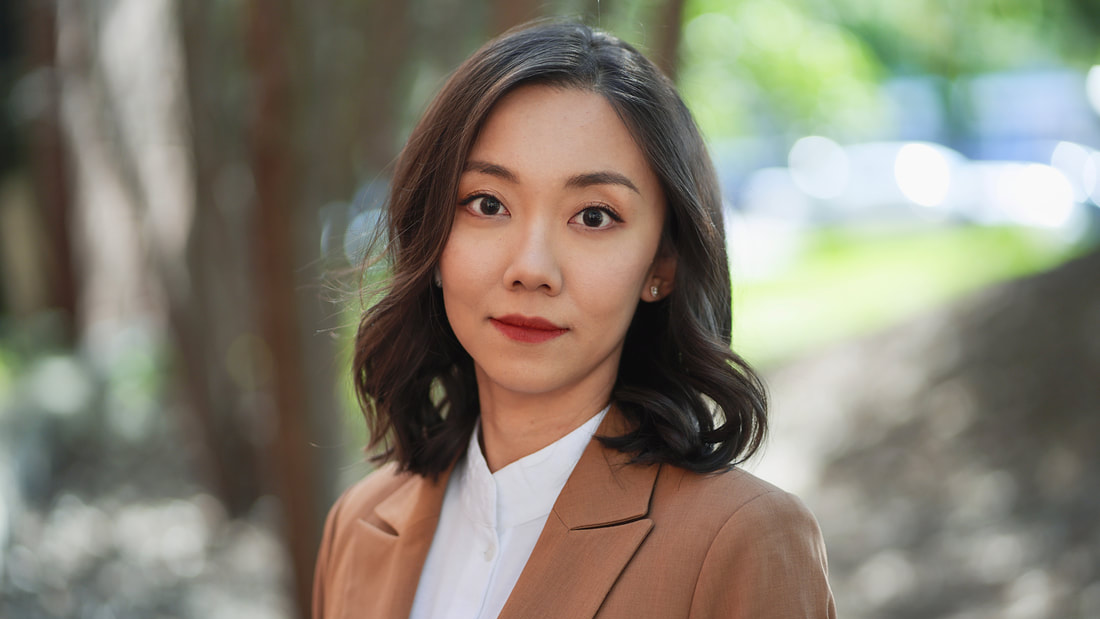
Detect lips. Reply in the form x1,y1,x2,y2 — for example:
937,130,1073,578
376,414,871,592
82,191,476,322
490,314,568,343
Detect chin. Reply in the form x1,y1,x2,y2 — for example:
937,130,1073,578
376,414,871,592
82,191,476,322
474,363,573,397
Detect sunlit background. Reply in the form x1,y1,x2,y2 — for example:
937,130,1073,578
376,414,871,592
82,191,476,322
1,1,1098,618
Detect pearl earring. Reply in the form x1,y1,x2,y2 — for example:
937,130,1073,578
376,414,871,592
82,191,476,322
650,284,660,299
433,268,442,288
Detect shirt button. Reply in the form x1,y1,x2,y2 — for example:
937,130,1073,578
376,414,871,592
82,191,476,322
484,544,496,561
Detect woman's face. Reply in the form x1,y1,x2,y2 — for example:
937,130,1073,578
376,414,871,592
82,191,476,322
439,84,672,404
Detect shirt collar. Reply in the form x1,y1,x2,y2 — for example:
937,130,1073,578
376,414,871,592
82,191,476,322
459,406,609,530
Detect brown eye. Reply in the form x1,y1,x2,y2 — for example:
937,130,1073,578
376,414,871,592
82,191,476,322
572,206,620,229
461,194,509,217
477,195,504,216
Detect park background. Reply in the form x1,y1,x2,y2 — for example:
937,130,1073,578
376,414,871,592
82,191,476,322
1,0,1098,617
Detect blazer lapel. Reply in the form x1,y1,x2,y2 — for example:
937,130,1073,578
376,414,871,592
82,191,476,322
499,412,659,619
342,466,452,619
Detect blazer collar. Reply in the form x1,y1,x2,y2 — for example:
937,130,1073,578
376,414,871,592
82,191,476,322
353,409,659,619
367,410,655,533
348,461,454,619
552,409,659,529
373,465,449,535
499,409,660,619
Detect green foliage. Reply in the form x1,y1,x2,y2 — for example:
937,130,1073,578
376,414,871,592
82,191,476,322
0,342,12,406
679,0,1100,140
731,225,1088,368
681,0,885,139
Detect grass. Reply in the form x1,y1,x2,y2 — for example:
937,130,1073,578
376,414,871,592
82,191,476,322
730,224,1090,369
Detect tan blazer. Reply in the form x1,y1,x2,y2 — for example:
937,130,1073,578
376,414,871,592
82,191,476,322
313,413,837,618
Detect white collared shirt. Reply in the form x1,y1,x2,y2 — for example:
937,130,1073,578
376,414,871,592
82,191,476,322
408,407,609,619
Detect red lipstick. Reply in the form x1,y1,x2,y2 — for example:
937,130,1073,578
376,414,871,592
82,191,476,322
490,314,568,343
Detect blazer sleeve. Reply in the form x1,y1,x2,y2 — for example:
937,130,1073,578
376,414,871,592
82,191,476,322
688,490,837,619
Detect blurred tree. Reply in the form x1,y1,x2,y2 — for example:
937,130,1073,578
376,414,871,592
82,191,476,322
652,0,689,80
244,4,325,618
175,0,266,520
22,1,77,343
493,0,543,35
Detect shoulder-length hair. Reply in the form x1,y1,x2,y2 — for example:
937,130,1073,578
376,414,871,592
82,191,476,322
353,20,766,477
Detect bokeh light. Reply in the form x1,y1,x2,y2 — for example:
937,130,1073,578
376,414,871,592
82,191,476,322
1086,66,1100,117
1049,141,1096,203
789,136,850,200
991,163,1077,230
894,143,952,208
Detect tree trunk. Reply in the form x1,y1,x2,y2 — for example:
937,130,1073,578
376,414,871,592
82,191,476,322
650,0,687,81
173,0,268,517
492,0,542,35
245,2,330,617
25,0,77,342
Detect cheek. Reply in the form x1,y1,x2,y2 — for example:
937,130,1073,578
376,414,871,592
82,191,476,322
438,227,493,315
569,249,653,318
438,221,469,283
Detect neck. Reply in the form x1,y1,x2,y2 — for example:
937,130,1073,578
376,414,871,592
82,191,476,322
475,388,610,473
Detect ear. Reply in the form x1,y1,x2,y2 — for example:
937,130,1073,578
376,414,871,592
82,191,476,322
640,251,677,302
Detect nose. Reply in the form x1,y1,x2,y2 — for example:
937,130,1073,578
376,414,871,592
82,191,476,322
501,218,562,294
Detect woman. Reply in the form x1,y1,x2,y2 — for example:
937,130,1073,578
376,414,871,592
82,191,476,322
314,21,836,619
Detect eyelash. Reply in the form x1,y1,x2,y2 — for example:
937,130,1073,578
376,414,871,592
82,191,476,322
458,192,623,229
574,205,623,229
459,192,509,217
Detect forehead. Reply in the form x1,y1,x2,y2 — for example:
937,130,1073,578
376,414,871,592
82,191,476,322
466,85,660,196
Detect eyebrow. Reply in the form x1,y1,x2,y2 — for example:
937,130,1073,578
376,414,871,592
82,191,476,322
565,171,640,195
464,160,641,195
464,160,518,183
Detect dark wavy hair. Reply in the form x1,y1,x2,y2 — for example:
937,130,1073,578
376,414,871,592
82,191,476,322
352,20,767,477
